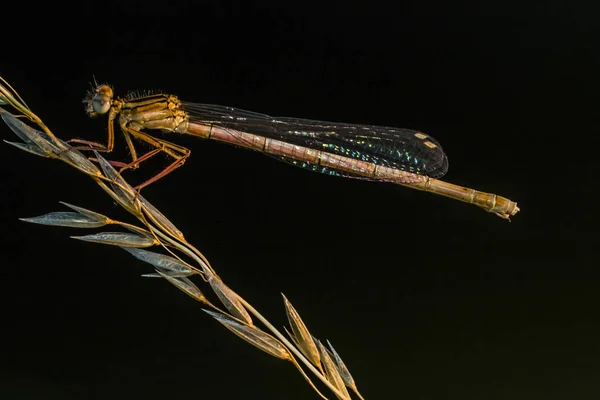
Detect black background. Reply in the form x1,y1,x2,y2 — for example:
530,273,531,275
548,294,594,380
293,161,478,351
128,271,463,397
1,2,598,399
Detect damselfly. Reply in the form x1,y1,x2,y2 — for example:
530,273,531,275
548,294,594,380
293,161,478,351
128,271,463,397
77,84,519,219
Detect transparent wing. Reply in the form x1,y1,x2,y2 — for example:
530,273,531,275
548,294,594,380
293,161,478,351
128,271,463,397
183,102,449,179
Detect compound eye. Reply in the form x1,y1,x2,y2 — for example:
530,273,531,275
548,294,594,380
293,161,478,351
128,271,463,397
92,94,111,114
86,84,114,116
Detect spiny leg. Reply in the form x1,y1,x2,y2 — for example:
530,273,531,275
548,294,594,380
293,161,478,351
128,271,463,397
118,125,191,191
66,114,169,175
134,148,190,191
71,114,191,191
62,138,126,168
121,128,139,166
122,124,187,161
66,109,119,162
66,138,110,150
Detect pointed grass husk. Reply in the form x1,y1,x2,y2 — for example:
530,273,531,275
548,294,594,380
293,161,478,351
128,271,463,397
94,151,141,213
138,195,184,241
154,270,206,302
121,247,195,277
71,232,157,247
56,143,103,177
20,211,108,229
282,294,322,370
95,180,142,218
1,112,64,155
59,202,111,225
316,339,352,400
204,310,291,361
1,109,102,177
208,274,252,325
4,140,53,158
326,340,363,399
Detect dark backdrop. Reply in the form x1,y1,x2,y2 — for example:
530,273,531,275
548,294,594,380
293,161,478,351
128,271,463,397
1,2,598,399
